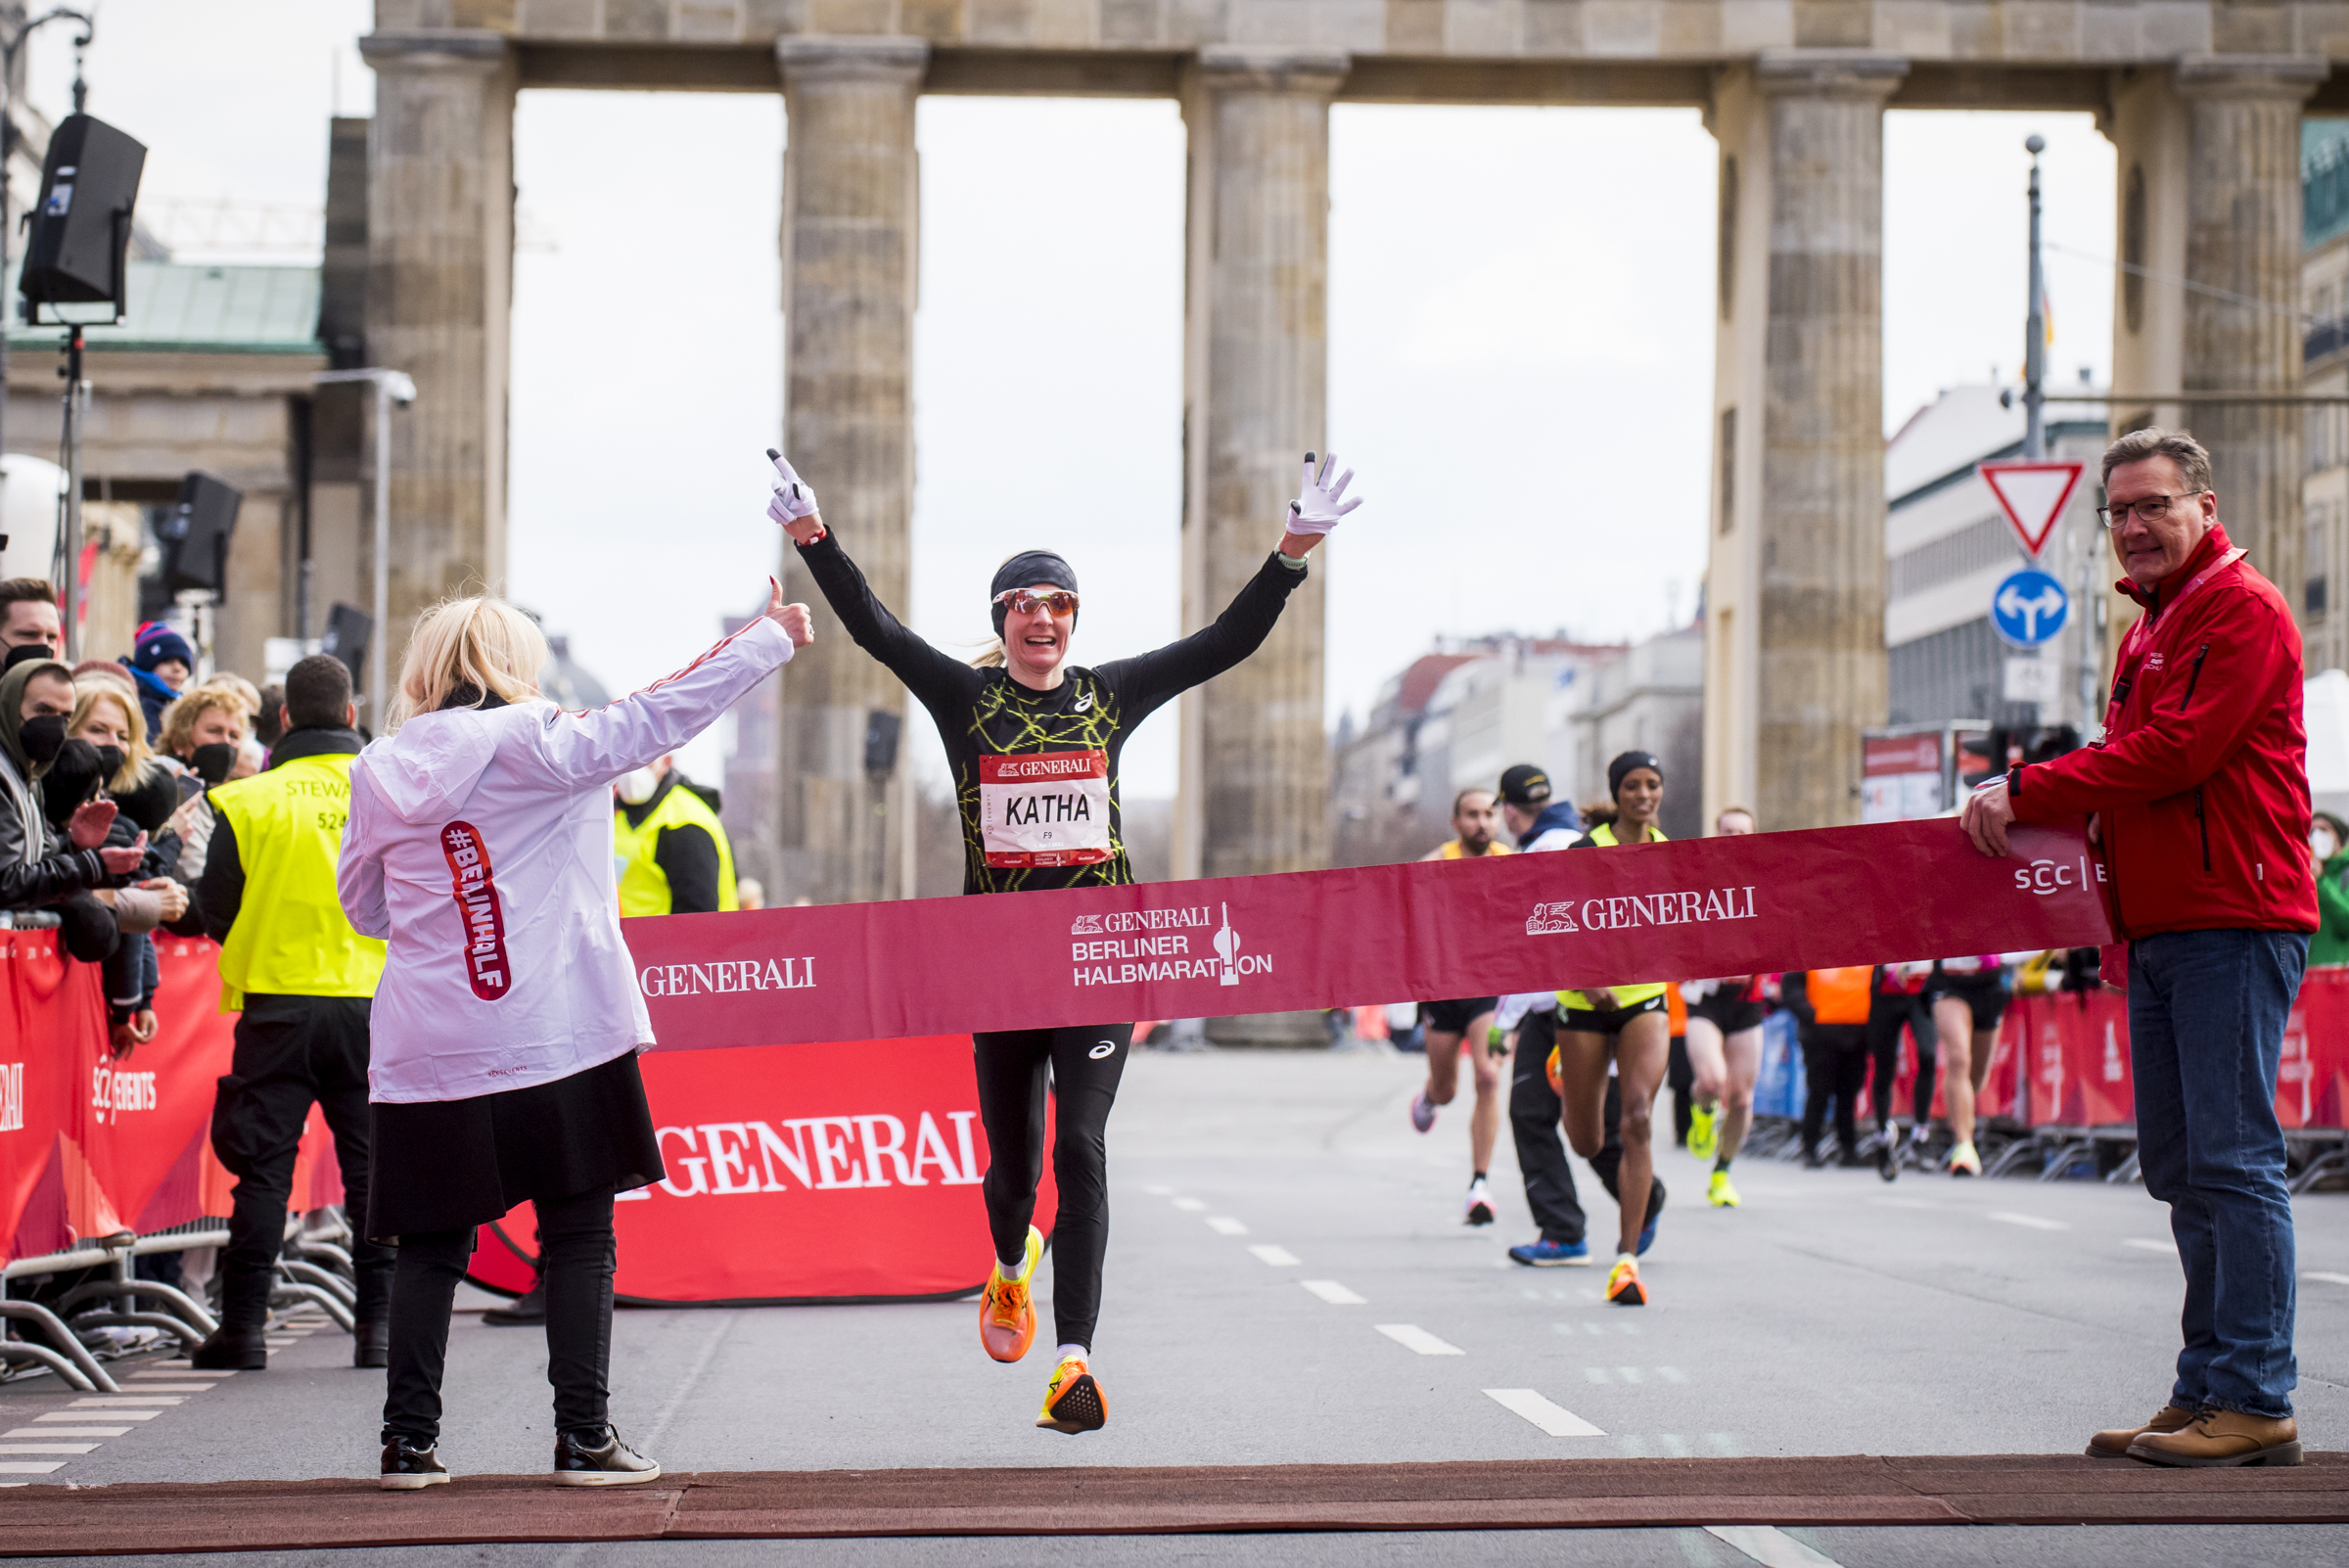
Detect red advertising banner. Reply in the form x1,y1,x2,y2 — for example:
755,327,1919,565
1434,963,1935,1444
467,1037,1056,1305
625,819,2116,1053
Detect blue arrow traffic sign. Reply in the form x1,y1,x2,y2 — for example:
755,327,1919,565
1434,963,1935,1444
1991,568,2069,648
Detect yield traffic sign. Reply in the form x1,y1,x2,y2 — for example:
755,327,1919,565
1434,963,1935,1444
1978,459,2085,558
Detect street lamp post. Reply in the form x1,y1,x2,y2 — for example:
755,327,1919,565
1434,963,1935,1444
312,368,414,720
2022,133,2048,464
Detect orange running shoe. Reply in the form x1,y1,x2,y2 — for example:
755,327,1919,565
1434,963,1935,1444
1036,1353,1107,1434
980,1225,1043,1363
1545,1044,1562,1095
1606,1255,1647,1307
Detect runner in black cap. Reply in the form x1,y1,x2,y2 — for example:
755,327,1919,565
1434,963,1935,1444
765,445,1359,1434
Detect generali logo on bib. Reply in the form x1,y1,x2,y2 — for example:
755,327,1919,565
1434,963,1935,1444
1070,902,1271,988
1528,886,1760,937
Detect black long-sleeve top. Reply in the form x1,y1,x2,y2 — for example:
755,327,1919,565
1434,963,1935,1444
796,529,1308,894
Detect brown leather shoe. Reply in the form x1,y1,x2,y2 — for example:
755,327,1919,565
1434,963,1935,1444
2128,1408,2303,1468
2086,1404,2196,1457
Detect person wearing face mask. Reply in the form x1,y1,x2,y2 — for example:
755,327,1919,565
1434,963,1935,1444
156,686,251,886
56,681,192,1053
0,577,62,657
0,659,149,950
612,757,734,918
2309,812,2349,968
771,443,1354,1436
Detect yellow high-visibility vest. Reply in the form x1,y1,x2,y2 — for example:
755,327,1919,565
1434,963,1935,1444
1558,820,1670,1014
208,753,385,1011
614,779,738,918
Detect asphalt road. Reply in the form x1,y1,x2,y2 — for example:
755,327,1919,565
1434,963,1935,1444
7,1044,2348,1566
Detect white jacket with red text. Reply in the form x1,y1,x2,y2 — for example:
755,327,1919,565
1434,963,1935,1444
339,618,795,1103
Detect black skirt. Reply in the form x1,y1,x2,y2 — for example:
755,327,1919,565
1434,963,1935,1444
366,1050,666,1242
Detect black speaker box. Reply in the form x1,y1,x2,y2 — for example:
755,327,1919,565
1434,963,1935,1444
864,710,903,777
161,472,241,594
20,115,146,318
320,603,372,689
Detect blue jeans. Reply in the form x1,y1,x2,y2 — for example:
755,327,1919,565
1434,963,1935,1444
2128,929,2308,1420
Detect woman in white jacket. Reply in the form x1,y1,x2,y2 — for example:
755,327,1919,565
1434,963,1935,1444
340,584,811,1490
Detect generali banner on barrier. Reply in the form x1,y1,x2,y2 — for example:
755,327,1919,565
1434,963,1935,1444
623,819,2117,1051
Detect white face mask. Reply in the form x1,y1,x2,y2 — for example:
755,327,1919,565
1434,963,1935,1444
2316,826,2340,862
615,766,660,806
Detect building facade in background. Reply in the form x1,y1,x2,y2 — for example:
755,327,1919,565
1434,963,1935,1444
1332,630,1702,860
2304,119,2349,680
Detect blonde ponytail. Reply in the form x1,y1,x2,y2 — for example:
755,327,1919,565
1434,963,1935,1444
968,639,1007,670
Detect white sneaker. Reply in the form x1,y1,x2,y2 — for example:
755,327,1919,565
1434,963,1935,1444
1410,1089,1437,1133
1463,1176,1497,1226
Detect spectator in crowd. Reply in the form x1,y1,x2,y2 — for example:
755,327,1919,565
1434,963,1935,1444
2310,809,2349,968
64,679,193,1053
189,654,390,1370
736,876,766,911
0,577,61,657
1864,961,1935,1177
1964,425,2316,1468
0,658,145,955
122,623,196,736
253,683,287,755
156,685,251,886
1782,967,1871,1169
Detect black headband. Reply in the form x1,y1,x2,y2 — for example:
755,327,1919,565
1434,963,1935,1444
1607,751,1663,799
990,551,1080,637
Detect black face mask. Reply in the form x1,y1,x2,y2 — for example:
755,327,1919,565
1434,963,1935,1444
93,744,124,782
190,742,236,787
19,713,67,764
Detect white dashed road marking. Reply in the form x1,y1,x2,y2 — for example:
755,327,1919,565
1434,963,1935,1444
1375,1323,1464,1356
1172,1198,1207,1213
2124,1239,2176,1253
0,1444,98,1453
1206,1217,1250,1235
1247,1244,1300,1266
2305,1271,2349,1286
38,1409,161,1421
1705,1523,1845,1567
7,1426,130,1437
1988,1212,2068,1231
0,1462,64,1474
1301,1280,1365,1305
1484,1388,1604,1437
70,1397,185,1407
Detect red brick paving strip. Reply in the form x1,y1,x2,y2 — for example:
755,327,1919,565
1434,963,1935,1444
3,1454,2343,1554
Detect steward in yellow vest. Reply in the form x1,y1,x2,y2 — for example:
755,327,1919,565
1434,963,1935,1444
191,654,391,1371
612,761,736,916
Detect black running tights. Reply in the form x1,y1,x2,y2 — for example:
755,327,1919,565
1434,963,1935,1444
972,1024,1131,1353
1865,992,1934,1129
381,1184,617,1447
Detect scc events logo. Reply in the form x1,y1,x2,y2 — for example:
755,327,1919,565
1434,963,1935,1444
631,1109,986,1199
1528,886,1759,936
2015,855,2105,896
1070,902,1270,988
90,1063,157,1127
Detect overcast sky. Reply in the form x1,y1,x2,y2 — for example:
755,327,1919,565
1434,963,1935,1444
32,2,2120,795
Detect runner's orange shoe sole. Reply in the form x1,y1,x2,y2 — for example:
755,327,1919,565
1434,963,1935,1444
1037,1355,1107,1434
980,1225,1043,1363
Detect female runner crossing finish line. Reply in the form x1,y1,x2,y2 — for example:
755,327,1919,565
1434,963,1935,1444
767,444,1360,1434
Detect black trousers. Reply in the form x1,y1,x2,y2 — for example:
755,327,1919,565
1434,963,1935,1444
1666,1034,1693,1146
211,994,391,1327
1865,992,1931,1130
972,1023,1130,1353
1506,1010,1662,1243
1801,1026,1869,1158
382,1184,616,1446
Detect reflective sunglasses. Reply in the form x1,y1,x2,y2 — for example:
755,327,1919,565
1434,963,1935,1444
994,588,1080,618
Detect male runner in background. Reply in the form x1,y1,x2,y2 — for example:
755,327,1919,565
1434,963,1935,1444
1410,788,1513,1225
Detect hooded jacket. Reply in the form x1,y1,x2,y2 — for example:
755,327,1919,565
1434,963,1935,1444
0,658,111,910
2008,523,2318,939
339,617,795,1104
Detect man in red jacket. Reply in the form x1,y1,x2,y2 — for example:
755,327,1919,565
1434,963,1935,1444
1963,427,2315,1469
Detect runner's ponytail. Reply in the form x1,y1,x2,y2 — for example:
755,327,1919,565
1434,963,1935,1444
969,639,1007,669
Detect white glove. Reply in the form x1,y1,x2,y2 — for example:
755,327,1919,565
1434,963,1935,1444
764,447,820,526
1286,450,1360,536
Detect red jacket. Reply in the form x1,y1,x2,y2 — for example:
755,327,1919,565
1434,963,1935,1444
2009,523,2316,939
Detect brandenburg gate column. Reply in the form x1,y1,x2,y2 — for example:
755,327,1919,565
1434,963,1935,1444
1704,52,1903,833
357,29,516,705
1178,45,1344,1046
772,35,927,905
2177,57,2322,613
